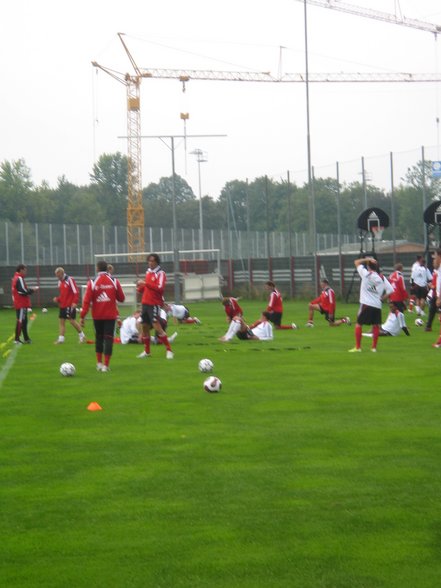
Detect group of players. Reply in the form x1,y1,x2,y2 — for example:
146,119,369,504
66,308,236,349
10,250,441,371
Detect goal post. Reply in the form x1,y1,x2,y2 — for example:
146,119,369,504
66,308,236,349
93,248,222,302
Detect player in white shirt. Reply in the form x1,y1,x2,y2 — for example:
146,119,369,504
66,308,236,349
164,303,201,324
410,255,432,317
120,309,177,345
349,257,394,353
219,314,273,341
362,302,410,337
120,311,142,344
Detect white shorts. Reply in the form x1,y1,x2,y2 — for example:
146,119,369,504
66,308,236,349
251,321,273,341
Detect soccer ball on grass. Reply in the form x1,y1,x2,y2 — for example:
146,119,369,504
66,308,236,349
60,362,76,377
198,358,214,373
204,376,222,393
415,318,424,327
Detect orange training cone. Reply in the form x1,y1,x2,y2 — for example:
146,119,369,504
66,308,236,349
87,402,102,411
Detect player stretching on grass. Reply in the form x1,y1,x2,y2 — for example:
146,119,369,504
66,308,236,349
349,257,394,353
136,253,174,360
262,281,296,330
221,296,243,323
306,279,350,327
219,313,274,341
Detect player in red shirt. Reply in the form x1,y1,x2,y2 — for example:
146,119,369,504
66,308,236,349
306,279,350,327
80,260,125,372
136,253,174,359
262,281,296,330
222,297,243,322
388,262,408,313
53,267,86,344
11,263,39,344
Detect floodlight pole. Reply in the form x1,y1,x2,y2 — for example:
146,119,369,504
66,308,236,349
190,148,208,251
122,133,226,303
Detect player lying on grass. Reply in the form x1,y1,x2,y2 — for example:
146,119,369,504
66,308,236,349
219,313,273,341
306,278,350,327
362,301,410,337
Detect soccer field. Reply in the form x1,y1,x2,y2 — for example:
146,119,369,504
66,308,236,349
1,301,441,588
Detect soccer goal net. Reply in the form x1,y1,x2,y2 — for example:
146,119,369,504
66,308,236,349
93,249,222,302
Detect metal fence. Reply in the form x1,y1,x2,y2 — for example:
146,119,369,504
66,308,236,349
0,221,359,266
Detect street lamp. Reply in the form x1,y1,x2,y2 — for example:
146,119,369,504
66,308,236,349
190,148,208,251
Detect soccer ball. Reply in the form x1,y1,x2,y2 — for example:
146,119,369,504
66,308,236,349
415,318,424,327
60,362,76,377
41,307,48,313
198,358,214,373
204,376,222,393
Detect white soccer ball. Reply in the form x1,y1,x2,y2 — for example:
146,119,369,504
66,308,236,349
204,375,222,393
60,362,76,377
415,318,424,327
42,307,48,313
198,358,214,373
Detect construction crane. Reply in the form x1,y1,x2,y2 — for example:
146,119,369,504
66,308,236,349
294,0,441,35
92,35,441,257
92,33,145,258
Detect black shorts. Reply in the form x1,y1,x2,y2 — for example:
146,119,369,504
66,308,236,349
59,307,76,320
267,311,282,327
319,306,335,323
413,285,428,300
357,304,382,326
379,328,392,336
141,304,161,327
237,328,254,340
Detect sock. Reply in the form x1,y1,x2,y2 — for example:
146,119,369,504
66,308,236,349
104,355,110,367
142,336,151,354
96,352,103,364
15,322,22,340
355,324,362,348
224,320,241,340
372,325,380,349
58,335,65,342
158,335,171,351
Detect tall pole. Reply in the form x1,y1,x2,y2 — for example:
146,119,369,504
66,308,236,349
303,0,316,257
171,137,180,303
361,156,368,209
287,170,294,297
336,161,343,296
190,148,207,251
390,151,397,264
422,145,428,251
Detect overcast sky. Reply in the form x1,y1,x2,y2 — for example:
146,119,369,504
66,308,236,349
1,0,441,200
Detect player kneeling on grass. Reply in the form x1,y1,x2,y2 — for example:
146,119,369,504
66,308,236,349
306,278,350,327
219,313,273,342
164,303,201,324
263,281,296,329
362,301,410,338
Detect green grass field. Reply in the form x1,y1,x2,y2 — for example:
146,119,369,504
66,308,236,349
1,301,441,588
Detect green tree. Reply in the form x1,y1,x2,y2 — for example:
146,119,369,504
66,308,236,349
90,152,128,225
0,159,33,221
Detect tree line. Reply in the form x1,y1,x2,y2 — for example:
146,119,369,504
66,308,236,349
1,152,440,243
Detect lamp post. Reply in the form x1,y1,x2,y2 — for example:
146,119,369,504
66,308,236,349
190,148,208,251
